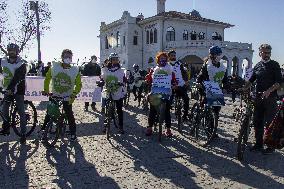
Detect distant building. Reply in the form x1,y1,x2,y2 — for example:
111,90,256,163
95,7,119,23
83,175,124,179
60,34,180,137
99,0,253,77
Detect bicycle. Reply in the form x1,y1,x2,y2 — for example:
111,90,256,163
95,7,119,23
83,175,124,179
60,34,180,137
0,89,37,137
41,95,70,147
124,79,134,107
236,90,255,161
149,93,170,142
189,82,224,146
103,82,122,140
174,93,183,133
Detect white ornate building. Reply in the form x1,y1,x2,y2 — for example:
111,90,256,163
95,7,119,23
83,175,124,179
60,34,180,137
99,0,253,77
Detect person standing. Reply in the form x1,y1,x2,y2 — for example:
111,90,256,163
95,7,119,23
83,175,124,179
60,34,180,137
242,44,282,154
83,55,101,111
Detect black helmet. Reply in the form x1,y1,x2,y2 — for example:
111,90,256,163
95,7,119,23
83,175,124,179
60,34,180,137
7,43,20,53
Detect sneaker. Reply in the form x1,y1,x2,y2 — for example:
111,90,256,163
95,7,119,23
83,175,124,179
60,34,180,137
145,127,153,136
20,135,26,144
262,148,275,155
165,129,173,137
249,145,263,152
70,134,77,141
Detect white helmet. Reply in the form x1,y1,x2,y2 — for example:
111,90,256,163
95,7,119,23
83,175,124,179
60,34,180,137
108,53,119,59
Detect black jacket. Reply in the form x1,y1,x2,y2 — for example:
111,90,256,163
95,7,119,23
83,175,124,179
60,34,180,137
83,62,101,76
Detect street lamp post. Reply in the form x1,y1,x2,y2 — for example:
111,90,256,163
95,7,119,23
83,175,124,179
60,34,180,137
30,1,41,62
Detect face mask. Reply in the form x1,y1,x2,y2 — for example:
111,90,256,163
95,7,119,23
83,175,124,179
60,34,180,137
91,59,96,63
215,55,222,63
63,58,72,64
159,60,167,67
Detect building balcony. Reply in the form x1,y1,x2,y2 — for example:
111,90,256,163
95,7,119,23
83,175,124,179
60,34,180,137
165,40,253,51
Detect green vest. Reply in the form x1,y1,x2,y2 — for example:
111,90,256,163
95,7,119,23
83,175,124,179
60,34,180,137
1,57,23,89
51,62,79,97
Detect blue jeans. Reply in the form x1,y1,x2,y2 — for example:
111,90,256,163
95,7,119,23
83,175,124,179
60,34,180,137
2,94,26,135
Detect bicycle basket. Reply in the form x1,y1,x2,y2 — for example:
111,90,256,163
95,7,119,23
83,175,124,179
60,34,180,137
47,101,60,119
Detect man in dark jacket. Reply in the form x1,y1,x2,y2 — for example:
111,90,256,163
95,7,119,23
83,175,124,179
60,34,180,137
83,55,101,111
0,43,27,144
42,62,51,77
242,44,282,154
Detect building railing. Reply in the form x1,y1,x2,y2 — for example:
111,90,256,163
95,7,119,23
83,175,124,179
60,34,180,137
165,40,252,51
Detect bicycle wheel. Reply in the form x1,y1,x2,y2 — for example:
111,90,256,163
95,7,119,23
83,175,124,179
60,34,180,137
176,98,183,133
196,108,216,146
189,102,200,137
12,101,38,137
43,118,60,147
158,102,166,142
237,117,250,161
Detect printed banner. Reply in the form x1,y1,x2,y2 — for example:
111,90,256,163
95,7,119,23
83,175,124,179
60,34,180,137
151,74,171,95
203,81,225,106
24,76,101,102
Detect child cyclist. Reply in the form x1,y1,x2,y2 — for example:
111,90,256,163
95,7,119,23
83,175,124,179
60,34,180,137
145,52,177,137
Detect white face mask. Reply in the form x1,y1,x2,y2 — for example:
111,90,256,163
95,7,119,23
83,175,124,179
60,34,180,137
91,59,96,63
63,58,72,64
215,55,222,63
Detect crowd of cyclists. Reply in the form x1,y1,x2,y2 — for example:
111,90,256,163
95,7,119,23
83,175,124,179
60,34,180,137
0,42,283,157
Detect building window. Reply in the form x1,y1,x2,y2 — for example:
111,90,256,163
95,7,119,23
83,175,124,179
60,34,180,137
190,31,197,40
154,29,157,43
150,30,154,44
146,30,150,44
109,33,114,48
212,32,219,40
116,31,121,47
133,36,138,45
166,27,175,41
105,36,109,49
183,30,189,40
123,36,126,46
198,32,205,40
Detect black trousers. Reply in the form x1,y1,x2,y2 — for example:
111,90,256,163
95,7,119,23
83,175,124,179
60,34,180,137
43,101,76,135
148,100,171,129
173,86,190,117
133,85,143,98
115,99,124,128
85,102,96,108
253,96,278,147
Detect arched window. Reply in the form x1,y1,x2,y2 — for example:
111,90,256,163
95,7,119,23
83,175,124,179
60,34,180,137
110,33,114,48
183,30,189,40
105,36,109,49
198,32,205,40
146,30,150,44
116,31,121,47
190,31,197,40
154,29,157,43
166,27,175,41
212,32,218,40
150,29,154,44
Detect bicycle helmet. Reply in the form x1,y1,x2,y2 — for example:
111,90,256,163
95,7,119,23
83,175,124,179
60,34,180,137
209,46,222,55
7,43,20,53
133,64,139,68
167,49,176,56
108,53,119,59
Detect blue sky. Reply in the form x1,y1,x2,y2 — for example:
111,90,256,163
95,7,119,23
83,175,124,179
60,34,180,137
7,0,284,65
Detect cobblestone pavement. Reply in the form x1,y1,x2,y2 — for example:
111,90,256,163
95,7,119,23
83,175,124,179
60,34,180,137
0,97,283,189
